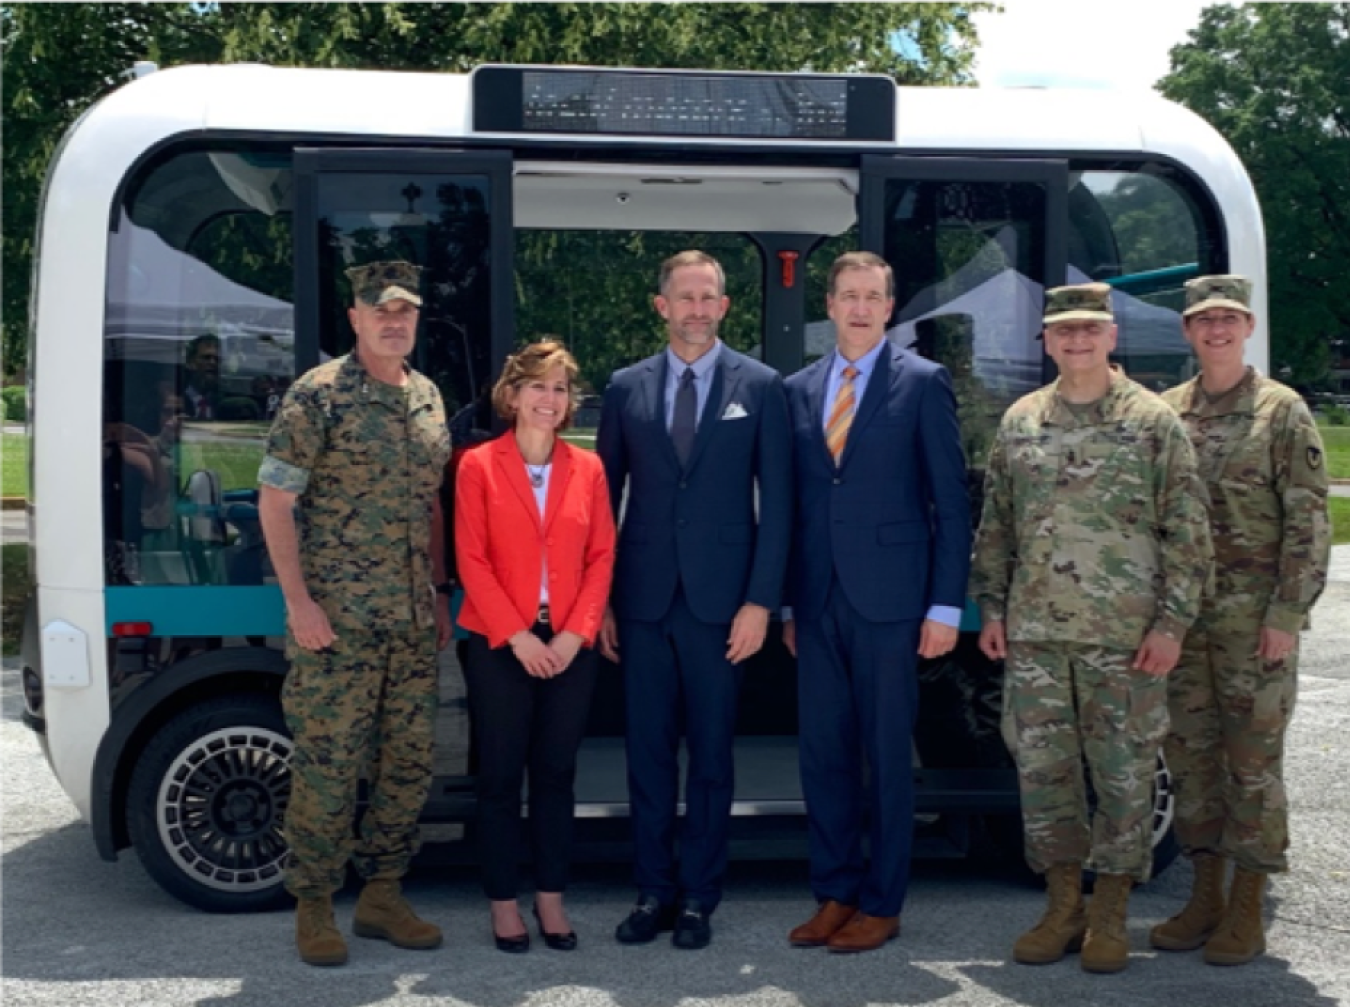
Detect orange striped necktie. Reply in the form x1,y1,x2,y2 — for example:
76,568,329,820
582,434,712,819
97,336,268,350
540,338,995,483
825,365,859,463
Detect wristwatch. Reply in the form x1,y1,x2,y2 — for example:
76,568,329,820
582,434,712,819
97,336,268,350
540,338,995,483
434,581,454,595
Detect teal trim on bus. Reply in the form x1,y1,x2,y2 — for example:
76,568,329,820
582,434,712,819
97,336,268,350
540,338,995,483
1103,263,1199,297
105,586,286,638
105,586,468,639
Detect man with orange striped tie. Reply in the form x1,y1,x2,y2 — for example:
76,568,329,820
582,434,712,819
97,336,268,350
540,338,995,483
783,251,971,953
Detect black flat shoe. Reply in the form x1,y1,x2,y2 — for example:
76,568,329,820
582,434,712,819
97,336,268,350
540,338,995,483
533,905,579,951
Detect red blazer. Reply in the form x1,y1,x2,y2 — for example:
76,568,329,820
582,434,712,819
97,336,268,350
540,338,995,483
455,433,616,648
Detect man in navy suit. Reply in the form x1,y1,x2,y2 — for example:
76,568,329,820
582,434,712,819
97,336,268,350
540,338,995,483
597,250,792,950
783,252,971,953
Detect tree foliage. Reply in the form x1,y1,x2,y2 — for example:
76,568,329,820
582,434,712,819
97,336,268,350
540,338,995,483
1158,3,1350,385
1,2,986,376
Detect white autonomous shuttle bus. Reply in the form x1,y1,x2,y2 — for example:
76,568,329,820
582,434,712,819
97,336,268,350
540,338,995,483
21,63,1266,912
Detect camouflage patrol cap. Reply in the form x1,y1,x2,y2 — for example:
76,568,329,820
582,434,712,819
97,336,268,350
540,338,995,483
345,260,423,307
1043,282,1113,325
1183,274,1252,317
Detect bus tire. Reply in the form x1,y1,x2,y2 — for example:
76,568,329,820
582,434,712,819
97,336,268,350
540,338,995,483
127,694,293,913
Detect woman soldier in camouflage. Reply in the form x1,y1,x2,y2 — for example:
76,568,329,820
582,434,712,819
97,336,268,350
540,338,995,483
1153,275,1331,965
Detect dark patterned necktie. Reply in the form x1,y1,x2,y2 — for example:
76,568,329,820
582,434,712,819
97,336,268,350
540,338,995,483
671,367,697,466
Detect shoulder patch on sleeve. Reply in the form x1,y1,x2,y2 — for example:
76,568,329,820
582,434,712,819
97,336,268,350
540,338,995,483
1307,445,1323,470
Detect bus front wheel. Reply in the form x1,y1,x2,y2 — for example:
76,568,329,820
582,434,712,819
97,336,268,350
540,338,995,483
127,694,293,913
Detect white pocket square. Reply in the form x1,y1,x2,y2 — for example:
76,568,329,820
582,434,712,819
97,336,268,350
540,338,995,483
722,402,749,420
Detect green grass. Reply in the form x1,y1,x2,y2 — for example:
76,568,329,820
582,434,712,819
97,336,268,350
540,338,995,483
1,543,29,656
1316,421,1350,480
1330,497,1350,546
180,442,266,492
2,433,27,498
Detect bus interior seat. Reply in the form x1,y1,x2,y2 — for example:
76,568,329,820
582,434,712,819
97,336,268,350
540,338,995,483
181,468,227,584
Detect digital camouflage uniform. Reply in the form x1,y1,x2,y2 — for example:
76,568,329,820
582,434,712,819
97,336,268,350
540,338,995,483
1161,324,1330,874
972,361,1214,880
260,297,451,897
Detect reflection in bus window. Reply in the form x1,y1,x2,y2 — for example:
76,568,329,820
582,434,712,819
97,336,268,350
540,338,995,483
310,171,494,436
1075,168,1221,391
105,150,297,587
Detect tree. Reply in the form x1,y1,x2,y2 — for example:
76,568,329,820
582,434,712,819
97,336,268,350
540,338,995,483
1,2,988,375
1158,3,1350,386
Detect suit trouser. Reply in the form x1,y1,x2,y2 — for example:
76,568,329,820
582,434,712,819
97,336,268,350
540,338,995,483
797,581,921,918
282,623,439,898
464,628,600,900
1166,610,1297,873
620,589,743,911
1001,642,1169,881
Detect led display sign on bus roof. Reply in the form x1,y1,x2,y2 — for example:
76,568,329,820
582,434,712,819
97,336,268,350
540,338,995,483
472,66,895,142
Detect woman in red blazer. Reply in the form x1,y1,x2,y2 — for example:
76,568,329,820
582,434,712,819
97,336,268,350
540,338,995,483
455,340,615,953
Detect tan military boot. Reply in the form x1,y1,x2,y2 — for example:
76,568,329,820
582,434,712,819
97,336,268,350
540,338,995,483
1150,853,1227,951
1203,867,1267,966
296,895,349,966
1013,862,1088,964
352,879,443,950
1081,874,1132,974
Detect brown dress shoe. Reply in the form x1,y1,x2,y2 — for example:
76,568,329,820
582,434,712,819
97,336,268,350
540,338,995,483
788,900,858,947
826,913,900,954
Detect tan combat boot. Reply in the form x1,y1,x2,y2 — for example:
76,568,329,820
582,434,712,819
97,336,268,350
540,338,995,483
296,895,349,966
1150,852,1227,951
1203,867,1267,966
1081,874,1132,974
1013,862,1088,964
352,879,443,950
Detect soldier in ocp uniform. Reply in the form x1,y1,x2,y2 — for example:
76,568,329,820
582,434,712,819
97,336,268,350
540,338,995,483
1150,276,1330,965
971,282,1213,974
258,260,453,966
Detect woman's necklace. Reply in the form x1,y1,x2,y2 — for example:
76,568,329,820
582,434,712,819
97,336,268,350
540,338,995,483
524,445,554,488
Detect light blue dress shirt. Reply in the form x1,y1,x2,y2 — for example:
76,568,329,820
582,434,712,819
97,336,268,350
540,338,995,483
664,340,722,431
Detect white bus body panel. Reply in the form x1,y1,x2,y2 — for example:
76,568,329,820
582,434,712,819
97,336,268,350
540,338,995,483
35,590,109,819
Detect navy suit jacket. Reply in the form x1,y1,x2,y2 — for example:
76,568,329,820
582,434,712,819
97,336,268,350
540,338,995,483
597,345,793,625
785,342,972,624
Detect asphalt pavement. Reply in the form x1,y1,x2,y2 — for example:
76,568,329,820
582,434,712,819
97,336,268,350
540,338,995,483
3,569,1350,1006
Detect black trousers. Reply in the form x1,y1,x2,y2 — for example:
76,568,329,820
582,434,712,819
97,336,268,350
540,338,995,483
464,627,600,900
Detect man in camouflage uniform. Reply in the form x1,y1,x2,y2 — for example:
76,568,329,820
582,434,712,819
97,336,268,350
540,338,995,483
1151,275,1330,965
971,282,1213,974
259,261,453,966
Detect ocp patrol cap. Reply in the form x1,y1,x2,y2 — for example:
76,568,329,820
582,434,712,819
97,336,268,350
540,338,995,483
1183,274,1252,317
1043,282,1114,325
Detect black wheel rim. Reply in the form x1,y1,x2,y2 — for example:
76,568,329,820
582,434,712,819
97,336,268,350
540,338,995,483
156,726,292,893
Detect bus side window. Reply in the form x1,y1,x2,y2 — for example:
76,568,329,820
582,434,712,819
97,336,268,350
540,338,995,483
105,150,297,587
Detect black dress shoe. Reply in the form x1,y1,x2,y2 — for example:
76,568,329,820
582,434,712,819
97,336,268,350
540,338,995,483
615,895,676,944
672,900,712,950
533,905,578,951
